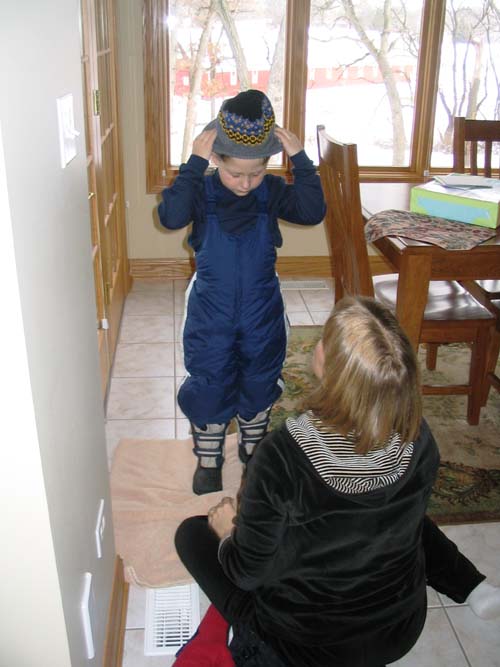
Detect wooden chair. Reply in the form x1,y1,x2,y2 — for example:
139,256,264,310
453,116,500,178
316,124,495,424
453,116,500,402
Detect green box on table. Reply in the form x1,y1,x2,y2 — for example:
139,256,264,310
410,179,500,229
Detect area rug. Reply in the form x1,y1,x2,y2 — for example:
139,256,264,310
110,326,500,588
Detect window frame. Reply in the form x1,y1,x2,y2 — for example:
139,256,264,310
143,0,446,193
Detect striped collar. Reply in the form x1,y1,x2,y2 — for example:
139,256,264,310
286,412,414,494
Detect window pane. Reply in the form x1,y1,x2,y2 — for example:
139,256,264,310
168,0,287,166
431,0,500,168
306,0,423,166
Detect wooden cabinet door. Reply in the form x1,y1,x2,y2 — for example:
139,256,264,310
80,0,129,397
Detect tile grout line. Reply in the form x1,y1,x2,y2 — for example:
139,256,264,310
442,605,474,667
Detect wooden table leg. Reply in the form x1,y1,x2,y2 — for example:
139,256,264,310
396,254,432,350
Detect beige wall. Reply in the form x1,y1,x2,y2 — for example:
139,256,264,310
116,0,330,260
1,127,71,666
0,1,115,665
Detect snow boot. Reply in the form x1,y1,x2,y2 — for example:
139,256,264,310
191,422,228,495
236,405,273,464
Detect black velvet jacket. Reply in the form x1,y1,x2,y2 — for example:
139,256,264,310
219,418,440,666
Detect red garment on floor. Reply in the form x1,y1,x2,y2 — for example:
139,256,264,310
173,604,235,666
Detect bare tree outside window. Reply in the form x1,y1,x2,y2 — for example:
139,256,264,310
167,0,286,165
306,0,423,167
432,0,500,166
305,0,499,167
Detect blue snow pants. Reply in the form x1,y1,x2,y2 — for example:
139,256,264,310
178,176,286,427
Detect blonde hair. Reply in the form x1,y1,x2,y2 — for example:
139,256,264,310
302,296,422,454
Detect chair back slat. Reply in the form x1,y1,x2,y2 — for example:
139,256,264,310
316,125,374,301
470,141,478,174
484,141,492,175
453,117,500,178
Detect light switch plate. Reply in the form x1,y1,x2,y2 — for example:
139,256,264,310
56,94,79,168
95,498,105,559
80,572,95,659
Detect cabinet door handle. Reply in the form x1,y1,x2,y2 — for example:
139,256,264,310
88,191,95,200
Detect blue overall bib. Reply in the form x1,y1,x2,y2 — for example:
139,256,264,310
178,175,286,428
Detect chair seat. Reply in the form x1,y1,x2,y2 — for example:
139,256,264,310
475,280,500,299
373,276,494,321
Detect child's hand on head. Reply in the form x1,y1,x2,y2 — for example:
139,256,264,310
274,127,303,157
192,129,217,160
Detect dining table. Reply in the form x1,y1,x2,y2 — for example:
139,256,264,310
360,182,500,350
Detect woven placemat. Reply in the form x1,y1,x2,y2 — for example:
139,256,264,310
365,209,496,250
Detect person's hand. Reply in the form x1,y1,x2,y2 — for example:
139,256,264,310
208,496,236,539
274,127,303,157
192,129,217,160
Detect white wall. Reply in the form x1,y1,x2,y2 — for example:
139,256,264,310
0,2,115,666
116,0,330,260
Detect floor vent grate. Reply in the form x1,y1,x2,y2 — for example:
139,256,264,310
144,584,200,656
281,280,329,290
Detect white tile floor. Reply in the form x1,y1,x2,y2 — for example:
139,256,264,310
106,278,500,667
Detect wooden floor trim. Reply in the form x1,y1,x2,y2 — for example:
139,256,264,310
129,255,393,280
103,556,129,667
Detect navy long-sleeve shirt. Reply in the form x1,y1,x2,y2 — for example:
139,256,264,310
158,150,326,251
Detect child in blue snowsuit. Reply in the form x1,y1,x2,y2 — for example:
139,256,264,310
158,89,326,495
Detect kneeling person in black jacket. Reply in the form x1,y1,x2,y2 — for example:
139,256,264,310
175,295,500,667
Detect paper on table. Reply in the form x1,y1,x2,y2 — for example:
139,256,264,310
434,173,497,189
